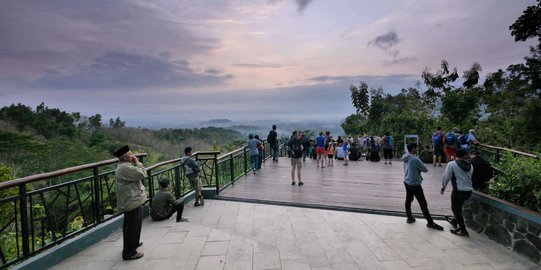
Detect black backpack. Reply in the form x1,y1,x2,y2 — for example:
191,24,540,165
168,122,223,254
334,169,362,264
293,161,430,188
458,134,468,145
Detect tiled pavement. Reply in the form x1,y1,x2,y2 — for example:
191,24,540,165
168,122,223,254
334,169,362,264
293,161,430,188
52,200,540,270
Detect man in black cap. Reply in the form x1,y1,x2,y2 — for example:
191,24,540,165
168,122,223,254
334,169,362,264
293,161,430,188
150,178,188,222
114,145,147,260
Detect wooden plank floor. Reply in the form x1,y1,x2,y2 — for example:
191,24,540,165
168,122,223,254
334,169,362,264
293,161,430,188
218,157,453,216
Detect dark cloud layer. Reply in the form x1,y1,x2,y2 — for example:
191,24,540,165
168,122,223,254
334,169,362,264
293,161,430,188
368,31,400,50
296,0,314,13
15,52,232,90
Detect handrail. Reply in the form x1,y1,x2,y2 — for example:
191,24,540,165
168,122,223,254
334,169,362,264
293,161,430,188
478,143,539,158
218,147,247,160
0,153,148,190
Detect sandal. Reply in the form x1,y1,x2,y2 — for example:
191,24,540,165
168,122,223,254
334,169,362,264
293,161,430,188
123,252,144,260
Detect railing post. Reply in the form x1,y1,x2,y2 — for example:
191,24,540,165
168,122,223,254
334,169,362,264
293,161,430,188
19,185,30,257
215,153,220,195
230,154,234,184
174,166,181,197
243,147,247,176
92,167,102,223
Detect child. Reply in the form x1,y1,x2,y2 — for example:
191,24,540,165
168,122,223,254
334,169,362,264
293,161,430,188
327,142,335,166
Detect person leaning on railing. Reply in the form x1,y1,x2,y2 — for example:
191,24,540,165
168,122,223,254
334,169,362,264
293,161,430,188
113,145,147,261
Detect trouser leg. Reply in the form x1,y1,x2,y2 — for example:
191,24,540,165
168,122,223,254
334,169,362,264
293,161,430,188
410,184,434,224
404,183,414,219
122,206,142,258
452,191,471,230
169,204,184,221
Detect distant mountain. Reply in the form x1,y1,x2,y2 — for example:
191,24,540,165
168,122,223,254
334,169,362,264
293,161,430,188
206,119,233,124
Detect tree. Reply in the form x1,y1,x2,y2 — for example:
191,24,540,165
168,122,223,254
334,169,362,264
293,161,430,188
88,114,102,130
350,81,369,116
509,0,541,43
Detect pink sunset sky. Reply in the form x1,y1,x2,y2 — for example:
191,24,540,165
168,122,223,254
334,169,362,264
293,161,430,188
0,0,537,125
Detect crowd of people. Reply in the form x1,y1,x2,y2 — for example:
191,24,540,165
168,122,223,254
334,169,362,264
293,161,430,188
111,124,493,260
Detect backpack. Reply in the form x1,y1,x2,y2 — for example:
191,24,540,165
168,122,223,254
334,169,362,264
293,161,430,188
458,134,468,145
445,133,456,145
433,132,442,145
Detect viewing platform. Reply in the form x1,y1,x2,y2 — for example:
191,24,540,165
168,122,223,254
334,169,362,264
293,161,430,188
219,158,451,216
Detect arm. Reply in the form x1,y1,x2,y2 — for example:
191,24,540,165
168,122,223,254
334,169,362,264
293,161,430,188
120,162,148,181
416,158,428,173
166,192,184,206
441,163,453,194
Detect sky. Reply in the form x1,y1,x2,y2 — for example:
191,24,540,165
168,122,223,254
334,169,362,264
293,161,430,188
0,0,537,126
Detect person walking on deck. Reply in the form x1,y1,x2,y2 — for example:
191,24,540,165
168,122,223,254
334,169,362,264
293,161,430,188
382,132,393,164
402,143,444,231
441,149,473,236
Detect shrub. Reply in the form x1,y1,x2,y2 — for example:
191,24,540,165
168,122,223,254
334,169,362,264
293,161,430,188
489,153,541,212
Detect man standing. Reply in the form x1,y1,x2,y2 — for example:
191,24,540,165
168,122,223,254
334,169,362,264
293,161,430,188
181,147,204,207
432,127,445,167
382,132,393,165
401,143,444,230
114,145,147,260
441,149,473,236
150,178,188,223
470,150,493,192
288,131,304,186
267,125,279,161
315,132,326,168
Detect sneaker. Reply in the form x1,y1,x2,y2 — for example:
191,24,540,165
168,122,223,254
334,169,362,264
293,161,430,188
298,181,304,186
450,228,469,237
194,202,201,207
406,217,416,224
176,218,189,222
343,163,348,166
291,181,295,186
123,252,144,260
426,222,444,231
445,215,457,228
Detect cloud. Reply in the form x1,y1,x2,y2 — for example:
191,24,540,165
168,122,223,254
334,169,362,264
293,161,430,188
296,0,314,13
308,74,420,92
13,51,233,90
383,57,418,66
368,31,400,50
232,62,288,68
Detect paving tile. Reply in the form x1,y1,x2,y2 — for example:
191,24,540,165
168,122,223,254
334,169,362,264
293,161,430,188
253,251,281,270
160,231,187,244
195,255,226,270
201,241,230,256
281,259,311,270
147,243,181,259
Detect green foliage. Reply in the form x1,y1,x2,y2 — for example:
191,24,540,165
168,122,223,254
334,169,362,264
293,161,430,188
349,82,369,116
490,153,541,212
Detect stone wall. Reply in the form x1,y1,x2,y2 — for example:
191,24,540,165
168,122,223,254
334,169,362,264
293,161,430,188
463,192,541,264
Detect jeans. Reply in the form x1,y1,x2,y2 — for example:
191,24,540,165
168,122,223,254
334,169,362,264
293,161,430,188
122,206,142,258
152,204,185,222
250,154,258,171
404,183,434,224
451,190,472,230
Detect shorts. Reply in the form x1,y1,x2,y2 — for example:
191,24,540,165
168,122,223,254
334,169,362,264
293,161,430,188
383,148,393,159
291,158,302,169
188,175,202,192
316,147,325,155
327,154,334,158
434,147,445,157
445,146,456,156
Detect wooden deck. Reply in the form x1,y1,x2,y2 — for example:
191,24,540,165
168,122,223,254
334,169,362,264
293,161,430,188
218,157,453,217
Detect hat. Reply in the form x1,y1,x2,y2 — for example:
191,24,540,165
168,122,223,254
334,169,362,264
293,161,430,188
113,145,130,158
469,129,475,134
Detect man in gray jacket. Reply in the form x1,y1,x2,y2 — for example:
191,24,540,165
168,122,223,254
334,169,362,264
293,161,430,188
402,143,443,231
114,145,147,260
441,149,473,236
181,147,204,207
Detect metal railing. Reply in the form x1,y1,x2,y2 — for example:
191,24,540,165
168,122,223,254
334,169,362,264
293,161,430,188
0,139,282,269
